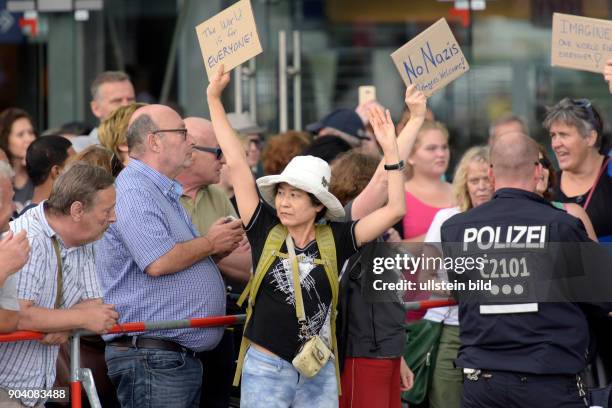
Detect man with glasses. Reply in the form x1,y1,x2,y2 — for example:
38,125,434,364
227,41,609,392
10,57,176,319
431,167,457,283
96,105,245,408
176,117,252,407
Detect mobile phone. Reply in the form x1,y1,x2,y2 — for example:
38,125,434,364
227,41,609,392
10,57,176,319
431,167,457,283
359,86,376,105
225,215,237,223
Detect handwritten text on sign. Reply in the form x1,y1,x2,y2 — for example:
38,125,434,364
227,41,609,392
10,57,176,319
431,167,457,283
195,0,262,80
391,19,469,96
551,13,612,74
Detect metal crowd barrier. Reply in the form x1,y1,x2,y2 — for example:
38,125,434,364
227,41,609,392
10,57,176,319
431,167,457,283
0,299,457,407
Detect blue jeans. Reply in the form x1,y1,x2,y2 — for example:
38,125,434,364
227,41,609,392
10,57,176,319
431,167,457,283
240,346,338,408
105,344,202,408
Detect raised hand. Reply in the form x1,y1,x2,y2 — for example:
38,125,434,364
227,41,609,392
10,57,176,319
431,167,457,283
404,85,427,120
206,64,231,99
368,105,398,154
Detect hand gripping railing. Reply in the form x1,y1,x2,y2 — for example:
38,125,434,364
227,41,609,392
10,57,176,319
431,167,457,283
0,300,457,407
0,314,246,408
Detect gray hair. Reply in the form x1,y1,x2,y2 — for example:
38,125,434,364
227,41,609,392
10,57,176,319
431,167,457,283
126,114,158,156
543,98,603,148
90,71,131,100
46,163,114,215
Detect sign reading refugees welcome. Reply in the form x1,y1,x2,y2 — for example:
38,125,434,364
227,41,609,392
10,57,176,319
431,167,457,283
391,18,469,96
551,13,612,74
196,0,262,80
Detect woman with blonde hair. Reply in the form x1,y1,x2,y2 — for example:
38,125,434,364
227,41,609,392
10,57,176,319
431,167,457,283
66,145,118,177
419,145,494,408
98,102,146,168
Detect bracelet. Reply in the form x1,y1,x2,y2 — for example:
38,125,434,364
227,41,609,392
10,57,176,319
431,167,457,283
384,160,405,171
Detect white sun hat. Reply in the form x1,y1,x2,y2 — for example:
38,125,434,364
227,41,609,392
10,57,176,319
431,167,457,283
256,155,345,221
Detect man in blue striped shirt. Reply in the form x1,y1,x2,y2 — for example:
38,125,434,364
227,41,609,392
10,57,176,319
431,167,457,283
96,104,244,408
0,164,119,407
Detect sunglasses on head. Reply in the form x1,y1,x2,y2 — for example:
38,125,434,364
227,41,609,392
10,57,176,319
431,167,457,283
571,98,598,127
193,146,223,160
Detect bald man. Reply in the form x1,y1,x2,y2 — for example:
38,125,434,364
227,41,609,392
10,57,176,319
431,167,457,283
176,117,251,407
95,105,245,408
440,133,606,408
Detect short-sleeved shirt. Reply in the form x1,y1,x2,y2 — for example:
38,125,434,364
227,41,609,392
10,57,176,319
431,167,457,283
180,185,238,235
96,159,226,352
423,207,461,326
0,274,19,311
0,202,101,407
245,201,358,363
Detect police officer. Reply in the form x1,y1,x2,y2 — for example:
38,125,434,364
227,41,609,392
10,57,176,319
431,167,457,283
440,132,609,408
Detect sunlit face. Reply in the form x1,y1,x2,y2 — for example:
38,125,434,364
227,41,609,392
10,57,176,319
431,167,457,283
549,121,593,172
8,118,36,164
274,183,323,228
79,186,116,243
157,115,193,176
410,129,449,177
185,124,224,186
91,81,136,121
466,160,493,208
0,177,15,231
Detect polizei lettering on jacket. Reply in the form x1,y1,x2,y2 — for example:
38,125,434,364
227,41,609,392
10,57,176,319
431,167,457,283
463,225,547,251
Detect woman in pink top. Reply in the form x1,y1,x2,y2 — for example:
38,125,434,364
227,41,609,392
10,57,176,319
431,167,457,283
402,121,454,240
402,121,454,319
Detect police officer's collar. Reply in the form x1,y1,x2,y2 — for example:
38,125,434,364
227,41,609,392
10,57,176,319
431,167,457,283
493,188,550,205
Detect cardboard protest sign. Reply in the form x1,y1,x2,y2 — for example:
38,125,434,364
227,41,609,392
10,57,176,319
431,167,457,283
195,0,262,80
551,13,612,74
391,18,469,96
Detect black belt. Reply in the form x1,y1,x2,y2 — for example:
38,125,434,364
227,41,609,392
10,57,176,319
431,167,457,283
463,368,576,382
108,336,197,357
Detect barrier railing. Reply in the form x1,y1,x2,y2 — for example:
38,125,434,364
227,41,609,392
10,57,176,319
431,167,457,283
0,299,456,407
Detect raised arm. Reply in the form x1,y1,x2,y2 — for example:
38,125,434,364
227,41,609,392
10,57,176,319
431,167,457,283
354,106,406,246
351,85,426,220
207,65,259,225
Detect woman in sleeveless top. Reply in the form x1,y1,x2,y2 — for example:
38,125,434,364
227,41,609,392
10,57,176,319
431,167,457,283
543,98,611,242
535,145,597,241
402,121,454,320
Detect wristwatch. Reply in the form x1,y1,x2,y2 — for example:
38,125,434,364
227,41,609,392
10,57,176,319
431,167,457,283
384,160,405,171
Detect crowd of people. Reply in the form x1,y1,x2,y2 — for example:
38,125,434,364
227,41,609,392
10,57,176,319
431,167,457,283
0,55,609,408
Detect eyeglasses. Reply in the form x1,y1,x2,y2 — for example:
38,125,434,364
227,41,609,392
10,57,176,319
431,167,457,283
193,146,223,160
151,128,188,140
571,98,598,127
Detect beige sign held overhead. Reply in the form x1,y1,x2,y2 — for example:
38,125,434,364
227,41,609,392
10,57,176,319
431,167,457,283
390,18,469,97
195,0,263,80
551,13,612,74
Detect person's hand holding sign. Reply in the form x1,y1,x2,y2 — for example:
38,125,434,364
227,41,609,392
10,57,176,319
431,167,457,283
605,58,612,94
207,64,231,100
405,84,427,120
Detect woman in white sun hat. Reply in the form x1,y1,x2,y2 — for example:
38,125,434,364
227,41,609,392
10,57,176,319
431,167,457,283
207,64,406,408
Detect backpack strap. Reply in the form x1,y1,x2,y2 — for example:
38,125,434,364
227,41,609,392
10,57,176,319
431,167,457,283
233,223,288,387
314,224,343,394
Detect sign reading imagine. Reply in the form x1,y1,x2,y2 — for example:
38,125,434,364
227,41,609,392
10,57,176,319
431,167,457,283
551,13,612,74
391,18,469,96
195,0,262,80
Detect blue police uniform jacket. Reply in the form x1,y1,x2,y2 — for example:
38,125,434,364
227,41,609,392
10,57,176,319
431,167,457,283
440,188,610,375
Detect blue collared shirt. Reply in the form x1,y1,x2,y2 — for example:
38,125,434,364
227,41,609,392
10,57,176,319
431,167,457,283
96,159,226,351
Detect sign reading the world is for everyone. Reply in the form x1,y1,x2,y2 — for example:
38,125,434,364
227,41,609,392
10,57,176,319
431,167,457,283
551,13,612,74
196,0,262,80
391,18,470,97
